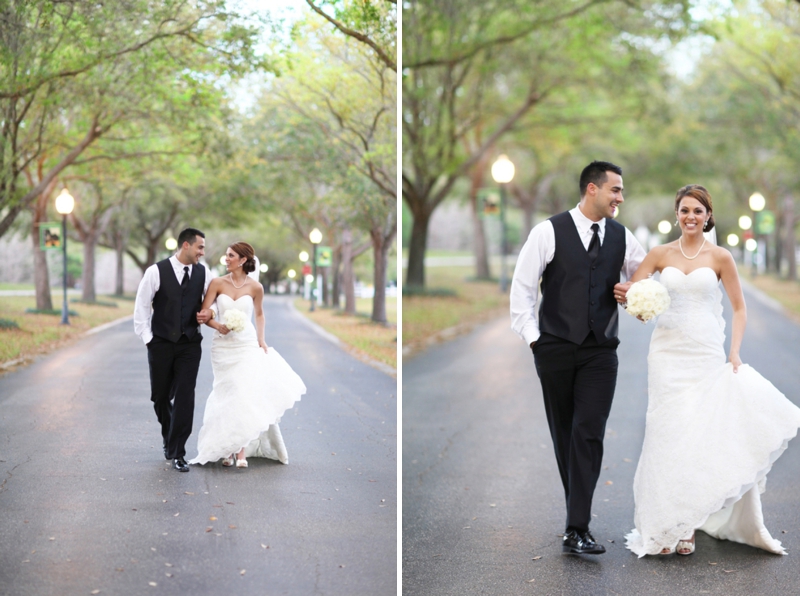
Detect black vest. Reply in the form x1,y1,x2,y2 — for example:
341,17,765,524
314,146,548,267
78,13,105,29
151,259,205,343
539,212,626,344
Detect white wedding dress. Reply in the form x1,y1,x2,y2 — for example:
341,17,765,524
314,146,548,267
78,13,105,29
625,267,800,557
188,294,306,466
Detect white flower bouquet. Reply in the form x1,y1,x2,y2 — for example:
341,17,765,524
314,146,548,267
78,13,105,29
222,308,246,332
625,278,670,323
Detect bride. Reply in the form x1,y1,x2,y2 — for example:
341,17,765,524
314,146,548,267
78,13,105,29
618,184,800,557
188,241,306,469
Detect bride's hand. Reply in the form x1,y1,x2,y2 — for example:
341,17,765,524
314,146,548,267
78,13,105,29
259,340,269,353
217,325,230,335
729,353,742,373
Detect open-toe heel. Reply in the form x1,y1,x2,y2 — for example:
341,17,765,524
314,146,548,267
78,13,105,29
222,455,234,467
677,533,695,556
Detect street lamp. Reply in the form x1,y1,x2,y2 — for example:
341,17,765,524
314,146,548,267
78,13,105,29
657,220,671,235
491,154,515,293
165,237,178,251
55,188,75,325
259,263,269,273
309,228,322,311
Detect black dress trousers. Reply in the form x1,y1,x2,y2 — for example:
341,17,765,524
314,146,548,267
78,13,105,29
532,331,619,533
147,335,202,459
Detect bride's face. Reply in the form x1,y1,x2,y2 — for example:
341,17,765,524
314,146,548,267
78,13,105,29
225,248,246,272
676,197,709,235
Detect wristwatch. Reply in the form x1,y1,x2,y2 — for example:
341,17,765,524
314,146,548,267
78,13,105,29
209,310,216,320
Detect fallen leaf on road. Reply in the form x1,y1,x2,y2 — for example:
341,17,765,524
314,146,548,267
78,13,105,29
462,527,471,530
605,481,613,485
115,568,124,572
226,502,235,505
205,527,213,533
132,508,137,511
229,525,237,529
708,562,717,566
532,556,542,561
240,570,246,575
369,479,376,482
623,458,632,462
331,453,336,455
782,530,787,533
261,544,269,549
48,537,55,541
165,573,173,578
173,513,179,517
723,570,736,573
91,590,100,594
149,582,157,587
607,540,615,543
209,516,218,521
489,504,496,508
339,565,346,568
526,579,535,583
165,563,172,568
184,492,194,495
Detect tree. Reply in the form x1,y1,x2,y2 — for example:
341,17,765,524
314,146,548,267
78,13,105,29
402,0,692,287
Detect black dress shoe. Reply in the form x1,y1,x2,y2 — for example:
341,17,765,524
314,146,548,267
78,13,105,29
172,457,189,472
163,439,170,460
562,529,606,555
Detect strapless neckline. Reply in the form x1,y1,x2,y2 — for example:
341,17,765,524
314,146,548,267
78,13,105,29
662,266,716,278
217,294,253,303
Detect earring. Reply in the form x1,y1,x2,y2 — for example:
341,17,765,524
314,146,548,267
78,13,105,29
704,220,709,230
674,219,679,227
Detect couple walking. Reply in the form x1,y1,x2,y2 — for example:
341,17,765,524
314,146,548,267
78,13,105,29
133,228,306,473
510,161,800,557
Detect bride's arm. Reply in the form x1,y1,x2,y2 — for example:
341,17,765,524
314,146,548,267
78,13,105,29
614,246,665,303
718,249,746,372
201,279,229,334
252,283,268,353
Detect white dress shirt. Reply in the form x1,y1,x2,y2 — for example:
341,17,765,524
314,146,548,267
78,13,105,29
510,205,647,346
133,255,212,345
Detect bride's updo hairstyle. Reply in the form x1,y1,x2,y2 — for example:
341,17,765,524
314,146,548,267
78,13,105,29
675,184,715,232
229,242,257,274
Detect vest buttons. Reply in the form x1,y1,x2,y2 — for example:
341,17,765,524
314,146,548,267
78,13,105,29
592,266,597,270
591,301,595,305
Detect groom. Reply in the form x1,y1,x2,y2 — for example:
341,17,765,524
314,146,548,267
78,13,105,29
510,161,645,554
134,228,213,472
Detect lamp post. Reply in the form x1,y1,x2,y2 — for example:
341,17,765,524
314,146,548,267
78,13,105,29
299,251,310,302
309,228,322,311
55,188,75,325
491,154,515,293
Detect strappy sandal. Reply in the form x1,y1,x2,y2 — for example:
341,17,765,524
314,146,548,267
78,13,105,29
660,545,676,555
677,532,695,555
236,457,248,468
221,455,234,467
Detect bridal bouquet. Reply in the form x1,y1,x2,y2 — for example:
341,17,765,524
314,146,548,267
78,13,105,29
624,278,670,323
222,309,246,333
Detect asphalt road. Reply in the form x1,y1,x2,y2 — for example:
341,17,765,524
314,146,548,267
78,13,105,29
403,283,800,596
0,296,396,595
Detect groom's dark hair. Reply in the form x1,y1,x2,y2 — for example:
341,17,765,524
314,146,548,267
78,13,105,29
177,228,205,247
579,161,622,197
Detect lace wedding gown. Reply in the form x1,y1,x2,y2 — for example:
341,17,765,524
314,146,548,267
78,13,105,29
188,294,306,466
625,267,800,557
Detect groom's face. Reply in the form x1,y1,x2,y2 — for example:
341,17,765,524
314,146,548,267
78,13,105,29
184,237,206,264
587,172,624,220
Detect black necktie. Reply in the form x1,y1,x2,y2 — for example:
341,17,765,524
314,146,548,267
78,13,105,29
181,266,189,288
587,223,600,261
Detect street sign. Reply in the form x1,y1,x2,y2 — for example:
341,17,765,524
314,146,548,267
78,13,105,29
39,222,62,250
477,188,501,217
755,210,775,235
316,246,332,267
302,264,311,276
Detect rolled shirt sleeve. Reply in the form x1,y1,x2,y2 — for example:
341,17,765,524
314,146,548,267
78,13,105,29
622,228,647,281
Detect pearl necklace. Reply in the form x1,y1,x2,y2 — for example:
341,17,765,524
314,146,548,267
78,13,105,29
228,273,247,289
678,236,706,260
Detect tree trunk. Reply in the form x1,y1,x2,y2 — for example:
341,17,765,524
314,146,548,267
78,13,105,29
81,236,97,302
341,229,356,315
321,267,330,306
784,196,797,281
468,161,491,280
405,207,430,288
371,221,396,324
331,245,342,309
31,197,53,311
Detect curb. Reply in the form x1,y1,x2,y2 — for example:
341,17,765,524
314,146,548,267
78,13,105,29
85,314,134,336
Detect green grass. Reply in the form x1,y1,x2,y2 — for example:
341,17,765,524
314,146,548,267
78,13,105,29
0,283,34,291
738,266,800,324
293,298,396,370
0,294,134,368
355,296,397,324
402,266,508,350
